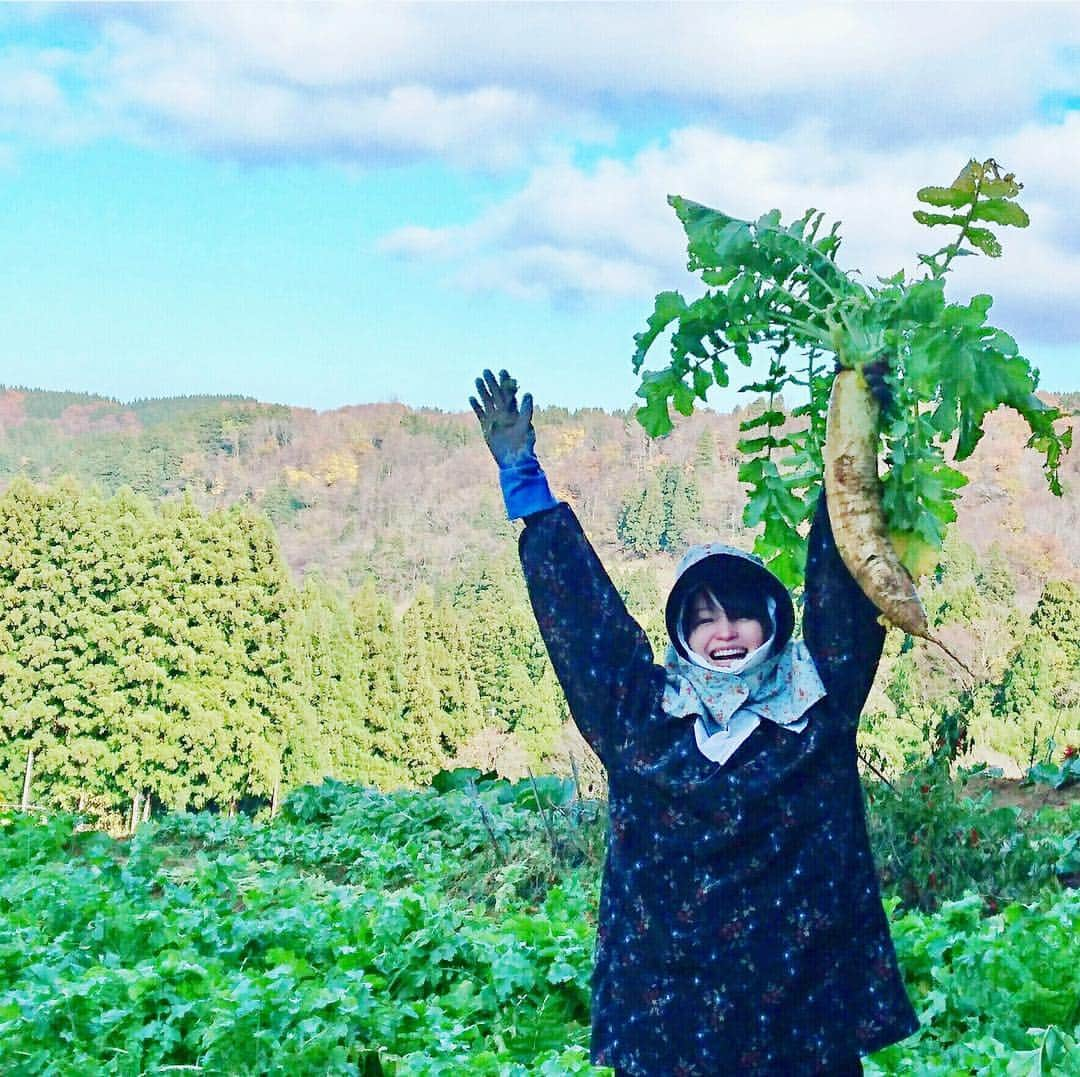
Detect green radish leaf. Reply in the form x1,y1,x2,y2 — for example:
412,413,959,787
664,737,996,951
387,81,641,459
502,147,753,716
942,293,993,329
692,365,713,400
981,174,1022,198
701,266,740,286
763,546,804,588
916,185,975,208
636,397,673,437
739,409,787,431
673,379,696,416
635,367,679,436
949,159,982,192
970,199,1030,228
632,291,688,372
431,768,484,794
914,210,966,227
668,195,749,271
635,161,1071,586
738,436,778,454
964,226,1003,258
895,279,946,325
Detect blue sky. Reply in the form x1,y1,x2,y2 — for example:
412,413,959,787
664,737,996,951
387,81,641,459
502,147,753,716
1,3,1078,412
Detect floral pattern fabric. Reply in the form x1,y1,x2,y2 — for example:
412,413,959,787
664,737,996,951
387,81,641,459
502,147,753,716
518,496,920,1076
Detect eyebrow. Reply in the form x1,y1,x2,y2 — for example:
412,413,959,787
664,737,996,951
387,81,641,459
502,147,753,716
688,600,721,620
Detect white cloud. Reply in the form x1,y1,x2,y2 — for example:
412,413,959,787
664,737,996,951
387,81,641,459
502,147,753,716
3,4,1078,341
381,117,1080,345
458,246,660,303
0,45,104,144
83,15,582,169
5,3,1077,166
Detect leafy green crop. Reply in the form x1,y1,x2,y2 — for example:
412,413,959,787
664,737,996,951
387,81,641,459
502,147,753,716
3,769,1078,1075
632,159,1072,585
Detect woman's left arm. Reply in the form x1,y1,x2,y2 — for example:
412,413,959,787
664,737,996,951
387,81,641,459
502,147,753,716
802,489,886,717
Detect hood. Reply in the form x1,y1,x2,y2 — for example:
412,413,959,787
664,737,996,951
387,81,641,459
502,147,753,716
664,542,795,661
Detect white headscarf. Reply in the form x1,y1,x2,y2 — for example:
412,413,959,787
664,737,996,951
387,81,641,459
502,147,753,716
662,545,826,765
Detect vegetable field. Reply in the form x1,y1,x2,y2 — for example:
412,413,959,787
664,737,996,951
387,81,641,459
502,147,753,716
2,766,1078,1075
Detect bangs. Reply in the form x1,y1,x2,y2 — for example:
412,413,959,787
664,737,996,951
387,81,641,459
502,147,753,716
681,580,771,636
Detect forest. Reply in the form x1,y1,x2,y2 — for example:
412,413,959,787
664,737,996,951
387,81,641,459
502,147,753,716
0,385,1077,823
0,385,1078,1074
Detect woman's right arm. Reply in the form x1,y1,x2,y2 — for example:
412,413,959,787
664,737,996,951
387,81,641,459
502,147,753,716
470,368,664,767
519,503,665,768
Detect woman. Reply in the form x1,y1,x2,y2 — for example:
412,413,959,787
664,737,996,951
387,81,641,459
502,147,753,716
469,369,919,1076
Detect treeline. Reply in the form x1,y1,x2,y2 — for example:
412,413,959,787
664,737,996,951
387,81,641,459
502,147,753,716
1,386,1077,609
859,536,1080,773
0,480,569,825
0,475,1077,827
0,389,289,502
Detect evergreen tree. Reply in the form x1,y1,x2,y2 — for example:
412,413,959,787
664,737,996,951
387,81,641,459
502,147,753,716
429,596,484,755
617,464,701,555
617,478,665,554
991,580,1080,759
0,481,325,815
398,587,447,783
452,557,564,756
662,464,701,551
293,575,372,783
693,430,715,472
350,576,411,788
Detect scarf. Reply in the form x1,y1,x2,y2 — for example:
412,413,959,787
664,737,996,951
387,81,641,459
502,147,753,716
662,601,826,766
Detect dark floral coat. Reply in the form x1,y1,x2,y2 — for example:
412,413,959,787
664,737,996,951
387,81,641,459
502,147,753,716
518,496,920,1076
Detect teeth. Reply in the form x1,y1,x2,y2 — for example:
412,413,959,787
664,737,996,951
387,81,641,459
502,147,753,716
710,648,745,660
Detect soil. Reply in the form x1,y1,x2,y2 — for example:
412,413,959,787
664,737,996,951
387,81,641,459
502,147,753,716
953,773,1079,817
946,745,1079,817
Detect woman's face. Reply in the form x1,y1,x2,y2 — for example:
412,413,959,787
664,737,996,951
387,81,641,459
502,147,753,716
685,589,766,669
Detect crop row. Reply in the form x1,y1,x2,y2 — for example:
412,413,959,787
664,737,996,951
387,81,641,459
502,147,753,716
1,771,1077,1074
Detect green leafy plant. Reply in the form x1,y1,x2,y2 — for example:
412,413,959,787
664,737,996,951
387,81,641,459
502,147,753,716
1025,757,1080,791
3,772,1078,1076
632,159,1072,585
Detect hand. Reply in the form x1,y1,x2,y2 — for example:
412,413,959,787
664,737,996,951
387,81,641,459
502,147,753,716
469,368,537,468
862,354,894,412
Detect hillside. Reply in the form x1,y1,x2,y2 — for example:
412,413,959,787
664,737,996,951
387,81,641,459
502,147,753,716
1,385,1077,606
0,385,1077,818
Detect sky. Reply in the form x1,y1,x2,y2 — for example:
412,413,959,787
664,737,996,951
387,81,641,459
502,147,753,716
1,2,1078,414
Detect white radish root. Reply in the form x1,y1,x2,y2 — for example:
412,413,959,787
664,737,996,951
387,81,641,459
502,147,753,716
823,369,970,675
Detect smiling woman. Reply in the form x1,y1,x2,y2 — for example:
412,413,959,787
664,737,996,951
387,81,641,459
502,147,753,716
470,367,920,1075
682,579,768,665
682,587,767,669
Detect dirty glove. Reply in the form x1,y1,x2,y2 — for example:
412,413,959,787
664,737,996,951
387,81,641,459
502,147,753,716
469,368,558,520
862,354,895,413
833,355,894,413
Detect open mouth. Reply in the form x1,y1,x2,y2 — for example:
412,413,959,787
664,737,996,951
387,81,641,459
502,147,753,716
708,647,747,663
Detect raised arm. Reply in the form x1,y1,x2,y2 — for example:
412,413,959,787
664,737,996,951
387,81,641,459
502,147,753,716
803,489,886,720
470,369,664,766
518,504,664,766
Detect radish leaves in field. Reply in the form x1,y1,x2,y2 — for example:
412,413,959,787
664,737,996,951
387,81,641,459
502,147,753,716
632,159,1072,586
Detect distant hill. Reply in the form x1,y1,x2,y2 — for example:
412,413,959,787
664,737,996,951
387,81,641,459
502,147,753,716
0,385,1077,606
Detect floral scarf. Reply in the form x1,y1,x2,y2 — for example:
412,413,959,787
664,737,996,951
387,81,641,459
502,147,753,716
662,591,826,766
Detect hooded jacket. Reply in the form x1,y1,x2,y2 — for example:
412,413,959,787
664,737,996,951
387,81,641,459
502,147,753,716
517,493,919,1076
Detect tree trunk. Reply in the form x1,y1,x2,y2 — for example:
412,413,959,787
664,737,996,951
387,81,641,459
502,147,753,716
130,791,142,835
77,792,87,813
142,793,152,823
270,779,281,819
228,800,237,818
20,749,34,811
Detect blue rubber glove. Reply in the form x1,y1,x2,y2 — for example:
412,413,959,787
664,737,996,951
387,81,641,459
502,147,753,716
470,368,558,520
